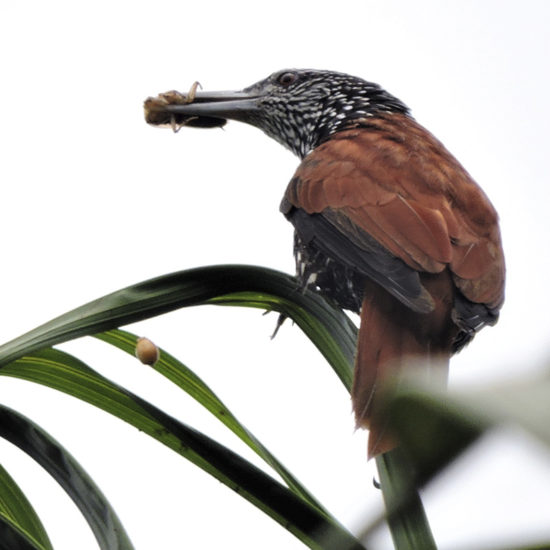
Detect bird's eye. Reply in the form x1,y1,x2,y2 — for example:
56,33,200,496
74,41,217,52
277,72,297,87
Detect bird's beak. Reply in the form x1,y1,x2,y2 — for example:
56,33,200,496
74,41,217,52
144,88,260,129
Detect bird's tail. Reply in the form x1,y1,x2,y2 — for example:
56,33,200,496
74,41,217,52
352,277,453,458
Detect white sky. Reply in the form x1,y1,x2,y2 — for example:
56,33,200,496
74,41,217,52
0,1,549,549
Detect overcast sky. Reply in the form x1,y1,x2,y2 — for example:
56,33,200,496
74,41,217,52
1,1,549,549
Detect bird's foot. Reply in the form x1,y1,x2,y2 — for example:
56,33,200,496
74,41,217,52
264,311,288,339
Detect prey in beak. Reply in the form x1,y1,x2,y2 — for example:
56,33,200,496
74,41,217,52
144,81,259,131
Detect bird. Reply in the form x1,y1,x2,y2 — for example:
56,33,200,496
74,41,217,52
146,69,506,457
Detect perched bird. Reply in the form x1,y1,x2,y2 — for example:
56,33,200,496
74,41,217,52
146,69,505,457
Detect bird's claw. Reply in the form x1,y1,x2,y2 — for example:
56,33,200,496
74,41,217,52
264,311,288,339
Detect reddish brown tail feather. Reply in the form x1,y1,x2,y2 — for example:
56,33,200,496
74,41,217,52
352,276,456,458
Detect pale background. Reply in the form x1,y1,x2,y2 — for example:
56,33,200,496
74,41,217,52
0,1,549,548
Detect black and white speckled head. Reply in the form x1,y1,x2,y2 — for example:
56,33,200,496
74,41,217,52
159,69,409,159
241,69,409,158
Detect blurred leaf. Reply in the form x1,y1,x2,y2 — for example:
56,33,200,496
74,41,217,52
495,544,550,550
0,348,365,550
0,463,52,550
386,369,550,483
0,265,356,391
0,406,134,550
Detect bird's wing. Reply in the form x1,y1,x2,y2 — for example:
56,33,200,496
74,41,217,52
282,114,505,312
282,203,437,313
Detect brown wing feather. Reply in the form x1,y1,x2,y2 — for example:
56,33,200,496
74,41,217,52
284,113,505,457
284,113,505,310
346,197,452,272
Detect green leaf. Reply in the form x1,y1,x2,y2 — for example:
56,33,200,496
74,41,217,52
95,329,328,516
375,450,437,550
0,514,45,550
0,406,135,550
0,266,356,392
0,348,365,550
208,288,357,391
0,264,443,548
0,463,52,550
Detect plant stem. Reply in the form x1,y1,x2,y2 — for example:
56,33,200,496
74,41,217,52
376,449,437,550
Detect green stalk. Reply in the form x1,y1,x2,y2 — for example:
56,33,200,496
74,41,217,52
376,450,436,550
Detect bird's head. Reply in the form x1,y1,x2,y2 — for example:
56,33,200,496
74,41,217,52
153,69,409,158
